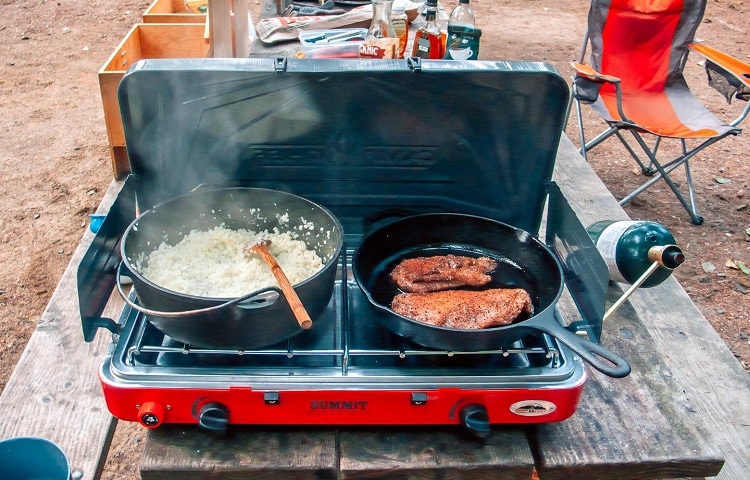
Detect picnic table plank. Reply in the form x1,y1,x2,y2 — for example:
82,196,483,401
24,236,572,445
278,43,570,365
548,135,749,479
0,180,124,480
338,427,534,479
140,425,338,480
533,290,724,479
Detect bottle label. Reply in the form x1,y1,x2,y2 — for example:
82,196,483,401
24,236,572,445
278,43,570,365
392,18,408,58
444,26,481,60
595,221,644,284
359,38,399,59
413,32,443,59
446,46,474,60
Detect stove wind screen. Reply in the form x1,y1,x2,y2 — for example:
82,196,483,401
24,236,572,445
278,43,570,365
545,183,608,342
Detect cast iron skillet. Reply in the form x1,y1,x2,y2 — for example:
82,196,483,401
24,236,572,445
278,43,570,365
352,213,631,378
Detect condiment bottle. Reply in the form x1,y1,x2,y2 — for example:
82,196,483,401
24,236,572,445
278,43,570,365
411,0,443,59
587,220,685,287
391,0,409,59
360,0,400,59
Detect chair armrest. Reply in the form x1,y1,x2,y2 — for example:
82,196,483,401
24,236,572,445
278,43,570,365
690,43,750,89
570,61,632,123
570,61,621,84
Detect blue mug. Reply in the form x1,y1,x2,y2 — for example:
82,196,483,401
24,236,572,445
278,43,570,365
0,436,71,480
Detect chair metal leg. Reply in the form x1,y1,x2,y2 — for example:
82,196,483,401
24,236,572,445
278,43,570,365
583,126,618,156
574,98,588,161
681,139,702,224
617,130,651,173
618,132,725,225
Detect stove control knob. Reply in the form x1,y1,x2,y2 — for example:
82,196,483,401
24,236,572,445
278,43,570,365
199,402,229,432
138,402,165,428
459,404,491,439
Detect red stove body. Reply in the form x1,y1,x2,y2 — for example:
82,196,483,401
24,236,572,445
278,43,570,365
102,383,586,429
98,253,587,432
78,58,614,435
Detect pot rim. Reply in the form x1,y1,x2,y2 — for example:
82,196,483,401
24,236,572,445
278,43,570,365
120,186,344,302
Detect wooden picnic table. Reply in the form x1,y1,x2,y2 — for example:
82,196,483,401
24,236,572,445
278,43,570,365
0,2,748,478
1,133,747,480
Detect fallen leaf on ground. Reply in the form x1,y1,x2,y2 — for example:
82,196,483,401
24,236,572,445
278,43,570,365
726,259,750,274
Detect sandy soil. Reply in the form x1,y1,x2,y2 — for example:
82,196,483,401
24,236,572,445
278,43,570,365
0,0,747,478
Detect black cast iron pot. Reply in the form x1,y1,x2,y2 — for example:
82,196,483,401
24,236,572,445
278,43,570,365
119,187,343,350
352,213,631,378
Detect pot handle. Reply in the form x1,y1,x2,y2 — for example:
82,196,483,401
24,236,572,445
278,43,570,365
531,320,631,378
115,261,280,318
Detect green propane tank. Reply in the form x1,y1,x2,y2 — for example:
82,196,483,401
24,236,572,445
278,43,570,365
587,220,685,288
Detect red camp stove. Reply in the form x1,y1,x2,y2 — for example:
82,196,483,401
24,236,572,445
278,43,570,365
78,58,624,436
100,253,586,434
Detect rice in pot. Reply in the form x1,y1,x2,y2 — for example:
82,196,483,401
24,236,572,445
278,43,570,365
138,226,325,298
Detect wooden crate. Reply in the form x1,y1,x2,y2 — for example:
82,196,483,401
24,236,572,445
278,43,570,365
143,0,206,23
98,23,209,179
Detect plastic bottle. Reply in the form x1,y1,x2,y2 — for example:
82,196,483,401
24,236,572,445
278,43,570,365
411,0,443,59
447,0,475,30
360,0,400,59
444,0,481,60
391,0,409,58
587,220,686,287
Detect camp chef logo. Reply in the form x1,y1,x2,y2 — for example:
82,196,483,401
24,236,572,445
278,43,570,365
241,145,439,168
510,400,557,417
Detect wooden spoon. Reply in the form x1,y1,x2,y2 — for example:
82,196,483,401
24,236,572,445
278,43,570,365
245,239,313,330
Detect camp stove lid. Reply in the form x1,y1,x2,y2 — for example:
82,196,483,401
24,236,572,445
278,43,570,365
118,58,570,235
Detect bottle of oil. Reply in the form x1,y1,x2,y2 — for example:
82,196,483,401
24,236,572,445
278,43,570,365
411,0,443,59
391,0,409,58
587,220,685,287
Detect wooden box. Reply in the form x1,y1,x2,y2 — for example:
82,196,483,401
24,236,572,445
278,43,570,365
98,23,209,179
143,0,206,23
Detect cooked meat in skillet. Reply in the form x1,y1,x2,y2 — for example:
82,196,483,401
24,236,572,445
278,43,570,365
390,255,497,293
391,288,533,329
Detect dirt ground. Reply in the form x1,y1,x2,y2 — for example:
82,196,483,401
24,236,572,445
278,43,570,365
0,0,747,478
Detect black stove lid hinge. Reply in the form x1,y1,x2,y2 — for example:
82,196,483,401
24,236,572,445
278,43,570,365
407,57,422,72
274,57,288,73
77,176,139,342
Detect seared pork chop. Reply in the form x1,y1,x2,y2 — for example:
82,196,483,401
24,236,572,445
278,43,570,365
391,288,533,329
390,254,497,293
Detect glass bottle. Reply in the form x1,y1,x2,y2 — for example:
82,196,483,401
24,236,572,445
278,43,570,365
411,0,443,59
359,0,400,59
587,220,685,287
391,0,409,59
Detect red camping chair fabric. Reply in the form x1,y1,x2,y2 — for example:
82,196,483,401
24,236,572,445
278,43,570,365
571,0,750,224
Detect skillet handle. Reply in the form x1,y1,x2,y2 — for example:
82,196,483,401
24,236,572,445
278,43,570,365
533,321,631,378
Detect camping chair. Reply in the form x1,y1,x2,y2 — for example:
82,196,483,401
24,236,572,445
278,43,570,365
569,0,750,225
